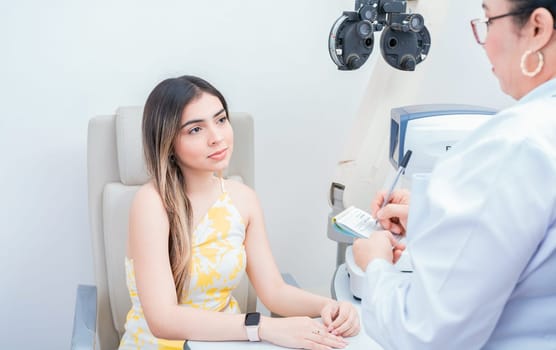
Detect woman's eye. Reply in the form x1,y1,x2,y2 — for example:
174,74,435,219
189,126,202,134
217,116,228,124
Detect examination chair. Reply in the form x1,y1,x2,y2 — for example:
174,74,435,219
72,107,257,350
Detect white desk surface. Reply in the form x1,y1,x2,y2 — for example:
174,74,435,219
186,264,383,350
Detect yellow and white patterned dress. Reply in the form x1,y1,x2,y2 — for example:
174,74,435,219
119,182,247,350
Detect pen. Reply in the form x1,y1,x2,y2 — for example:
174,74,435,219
375,149,412,225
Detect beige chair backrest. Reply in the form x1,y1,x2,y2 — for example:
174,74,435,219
87,106,256,350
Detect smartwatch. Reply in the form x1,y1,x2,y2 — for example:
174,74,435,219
244,312,261,341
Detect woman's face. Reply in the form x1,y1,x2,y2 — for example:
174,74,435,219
482,0,529,99
173,92,233,175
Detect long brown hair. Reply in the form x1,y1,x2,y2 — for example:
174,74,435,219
142,75,229,301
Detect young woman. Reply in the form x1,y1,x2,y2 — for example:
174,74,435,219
119,75,360,350
353,0,556,348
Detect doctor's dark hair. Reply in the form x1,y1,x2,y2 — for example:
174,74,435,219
508,0,556,27
142,75,229,301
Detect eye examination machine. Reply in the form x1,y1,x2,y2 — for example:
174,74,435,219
330,104,497,299
329,0,431,71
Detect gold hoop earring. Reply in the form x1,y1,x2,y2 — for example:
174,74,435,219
520,50,544,77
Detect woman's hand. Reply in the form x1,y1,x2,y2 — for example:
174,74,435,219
259,316,349,350
353,231,406,270
371,189,410,235
320,300,360,337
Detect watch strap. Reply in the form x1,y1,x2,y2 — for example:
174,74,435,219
244,312,261,342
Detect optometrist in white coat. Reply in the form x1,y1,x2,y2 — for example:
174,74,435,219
352,0,556,349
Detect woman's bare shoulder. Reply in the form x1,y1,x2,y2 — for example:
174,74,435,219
224,178,256,198
223,178,260,219
131,181,167,219
135,181,160,197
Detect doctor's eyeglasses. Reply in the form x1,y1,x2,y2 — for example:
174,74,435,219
470,11,524,45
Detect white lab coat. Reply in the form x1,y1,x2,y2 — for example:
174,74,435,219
361,79,556,349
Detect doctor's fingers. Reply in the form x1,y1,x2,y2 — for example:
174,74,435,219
370,190,388,215
393,246,405,263
387,188,411,205
378,219,404,235
371,189,410,214
386,231,406,248
377,203,409,221
377,204,409,231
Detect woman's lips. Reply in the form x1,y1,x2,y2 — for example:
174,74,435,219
208,148,228,160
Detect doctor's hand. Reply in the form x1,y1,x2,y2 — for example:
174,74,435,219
320,300,360,337
352,231,406,271
371,189,410,235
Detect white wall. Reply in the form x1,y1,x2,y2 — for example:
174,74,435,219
0,1,370,348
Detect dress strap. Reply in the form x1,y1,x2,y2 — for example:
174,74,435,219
219,176,226,193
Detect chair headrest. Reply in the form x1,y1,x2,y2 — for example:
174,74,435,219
115,106,150,185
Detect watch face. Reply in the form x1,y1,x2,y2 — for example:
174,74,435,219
245,312,260,326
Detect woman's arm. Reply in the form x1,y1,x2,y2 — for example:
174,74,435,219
241,186,329,316
234,182,359,336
